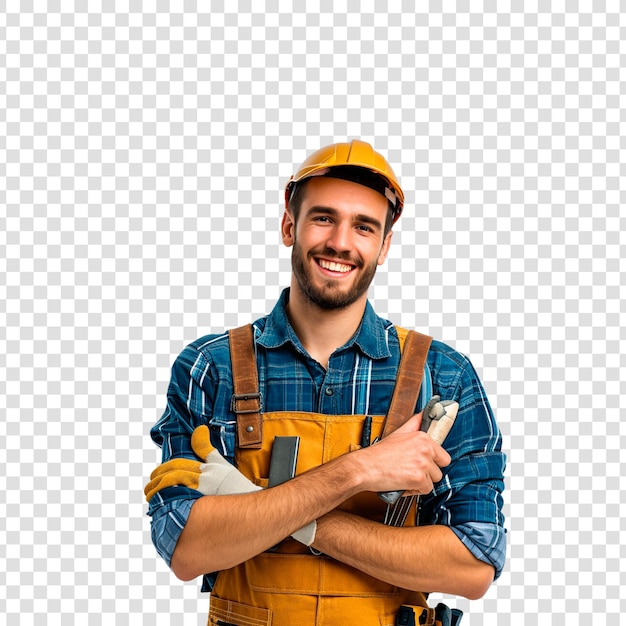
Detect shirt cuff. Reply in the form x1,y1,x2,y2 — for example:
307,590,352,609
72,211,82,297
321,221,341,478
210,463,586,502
450,521,507,580
148,490,200,567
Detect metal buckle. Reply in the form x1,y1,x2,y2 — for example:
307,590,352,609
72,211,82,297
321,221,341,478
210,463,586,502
230,392,262,414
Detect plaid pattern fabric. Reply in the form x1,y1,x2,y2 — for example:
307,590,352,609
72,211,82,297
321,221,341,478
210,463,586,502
148,289,506,590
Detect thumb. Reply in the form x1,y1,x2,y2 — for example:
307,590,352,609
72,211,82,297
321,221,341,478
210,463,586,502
394,410,423,435
191,424,215,461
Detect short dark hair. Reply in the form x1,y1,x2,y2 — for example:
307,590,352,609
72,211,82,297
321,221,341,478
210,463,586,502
288,177,395,236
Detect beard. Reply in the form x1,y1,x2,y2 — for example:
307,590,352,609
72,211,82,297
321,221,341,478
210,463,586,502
291,239,379,311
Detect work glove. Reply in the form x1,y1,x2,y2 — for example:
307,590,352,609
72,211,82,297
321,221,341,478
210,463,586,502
144,425,316,546
145,426,261,500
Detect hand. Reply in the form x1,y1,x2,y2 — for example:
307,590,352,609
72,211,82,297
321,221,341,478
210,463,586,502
144,425,316,545
355,410,452,496
144,425,260,502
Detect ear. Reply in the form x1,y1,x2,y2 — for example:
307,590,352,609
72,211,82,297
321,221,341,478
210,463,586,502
377,230,393,266
281,210,295,247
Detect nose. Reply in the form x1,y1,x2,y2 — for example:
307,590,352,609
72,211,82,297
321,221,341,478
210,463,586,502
325,220,352,254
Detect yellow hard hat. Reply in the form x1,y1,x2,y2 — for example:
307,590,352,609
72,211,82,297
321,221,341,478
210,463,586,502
285,140,405,222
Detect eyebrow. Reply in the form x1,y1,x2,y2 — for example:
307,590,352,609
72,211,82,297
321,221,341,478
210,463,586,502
306,205,384,231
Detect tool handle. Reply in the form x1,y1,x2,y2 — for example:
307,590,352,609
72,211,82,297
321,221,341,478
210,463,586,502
378,402,459,506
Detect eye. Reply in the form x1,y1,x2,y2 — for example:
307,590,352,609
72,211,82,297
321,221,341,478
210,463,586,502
356,224,374,233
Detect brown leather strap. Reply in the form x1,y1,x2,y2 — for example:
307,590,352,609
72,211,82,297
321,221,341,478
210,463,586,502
229,324,431,447
229,324,263,449
381,330,432,438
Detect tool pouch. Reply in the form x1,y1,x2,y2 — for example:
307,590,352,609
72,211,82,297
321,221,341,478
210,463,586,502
435,602,463,626
395,604,433,626
395,603,463,626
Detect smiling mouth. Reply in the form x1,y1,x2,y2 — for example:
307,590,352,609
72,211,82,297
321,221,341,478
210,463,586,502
316,258,355,273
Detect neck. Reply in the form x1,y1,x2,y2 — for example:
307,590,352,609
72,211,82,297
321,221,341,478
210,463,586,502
285,284,367,369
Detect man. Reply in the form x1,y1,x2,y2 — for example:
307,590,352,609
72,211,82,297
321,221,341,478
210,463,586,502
146,140,506,625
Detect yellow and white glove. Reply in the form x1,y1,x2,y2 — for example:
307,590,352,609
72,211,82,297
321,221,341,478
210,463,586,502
145,425,316,546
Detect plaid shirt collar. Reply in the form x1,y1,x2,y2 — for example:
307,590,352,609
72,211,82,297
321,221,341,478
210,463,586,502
256,288,393,360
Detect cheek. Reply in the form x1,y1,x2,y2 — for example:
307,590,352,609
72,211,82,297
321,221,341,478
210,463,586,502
295,226,324,249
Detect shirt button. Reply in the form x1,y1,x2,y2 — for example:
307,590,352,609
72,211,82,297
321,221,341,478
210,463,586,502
325,387,334,396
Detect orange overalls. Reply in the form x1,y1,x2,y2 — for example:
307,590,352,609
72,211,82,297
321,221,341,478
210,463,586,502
207,325,438,626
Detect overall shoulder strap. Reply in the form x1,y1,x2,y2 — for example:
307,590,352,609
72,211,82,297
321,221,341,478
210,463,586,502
381,327,433,438
229,324,263,449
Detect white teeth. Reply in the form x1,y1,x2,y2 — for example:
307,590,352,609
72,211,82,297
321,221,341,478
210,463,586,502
319,259,353,273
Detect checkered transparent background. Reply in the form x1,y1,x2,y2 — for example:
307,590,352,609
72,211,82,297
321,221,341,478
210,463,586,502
1,3,624,624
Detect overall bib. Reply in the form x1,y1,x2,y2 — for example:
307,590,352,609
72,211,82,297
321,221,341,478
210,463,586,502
208,325,435,626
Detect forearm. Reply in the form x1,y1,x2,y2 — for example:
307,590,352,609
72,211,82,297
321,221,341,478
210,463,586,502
171,455,363,580
167,411,455,581
312,509,495,600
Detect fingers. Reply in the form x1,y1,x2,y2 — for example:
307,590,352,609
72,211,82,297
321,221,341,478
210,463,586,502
149,457,202,481
408,445,446,494
386,422,451,468
144,459,202,501
433,443,452,469
414,435,451,491
364,424,451,495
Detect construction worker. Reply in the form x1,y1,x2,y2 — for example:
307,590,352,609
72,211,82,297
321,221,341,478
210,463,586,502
146,140,506,626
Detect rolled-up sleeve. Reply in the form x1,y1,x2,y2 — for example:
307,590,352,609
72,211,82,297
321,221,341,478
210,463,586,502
450,522,506,579
421,344,507,579
148,488,200,566
147,344,215,567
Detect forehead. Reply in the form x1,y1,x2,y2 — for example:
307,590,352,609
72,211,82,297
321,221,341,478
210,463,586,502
300,176,389,216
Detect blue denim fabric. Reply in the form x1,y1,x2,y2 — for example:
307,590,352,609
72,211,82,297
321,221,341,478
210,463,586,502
148,289,506,591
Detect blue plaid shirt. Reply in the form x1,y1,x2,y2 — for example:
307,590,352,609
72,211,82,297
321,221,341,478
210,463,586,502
148,289,506,590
